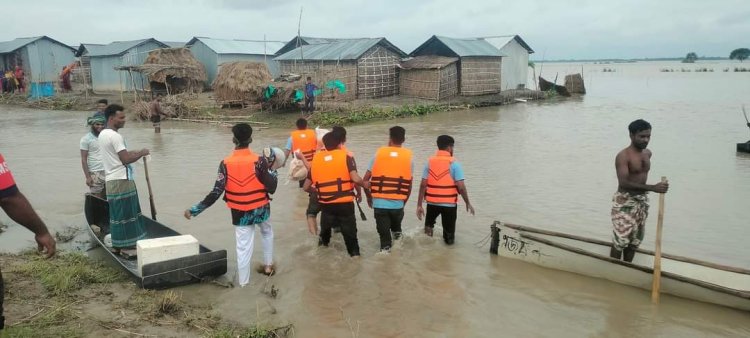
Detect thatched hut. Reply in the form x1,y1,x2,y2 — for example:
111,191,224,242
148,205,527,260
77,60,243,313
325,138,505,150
133,47,207,94
410,36,505,96
274,38,407,101
398,56,459,101
212,61,294,108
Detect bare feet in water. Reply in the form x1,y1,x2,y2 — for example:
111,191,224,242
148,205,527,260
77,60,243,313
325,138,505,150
424,226,433,237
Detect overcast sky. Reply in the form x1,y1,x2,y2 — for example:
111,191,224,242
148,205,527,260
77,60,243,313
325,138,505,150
3,0,747,60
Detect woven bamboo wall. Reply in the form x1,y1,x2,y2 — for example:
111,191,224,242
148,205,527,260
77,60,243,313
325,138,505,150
399,63,458,101
279,60,357,101
357,46,401,99
438,63,458,100
459,57,502,96
399,68,439,100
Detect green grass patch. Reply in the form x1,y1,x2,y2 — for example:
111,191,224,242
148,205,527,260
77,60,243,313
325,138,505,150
206,323,293,338
123,289,183,317
0,299,84,338
11,251,126,296
309,104,449,126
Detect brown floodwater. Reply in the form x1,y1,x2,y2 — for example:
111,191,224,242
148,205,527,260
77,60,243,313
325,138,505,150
1,60,749,336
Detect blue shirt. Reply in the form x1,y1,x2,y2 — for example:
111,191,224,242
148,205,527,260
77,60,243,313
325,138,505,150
422,160,464,207
284,137,293,151
368,156,414,209
305,83,317,97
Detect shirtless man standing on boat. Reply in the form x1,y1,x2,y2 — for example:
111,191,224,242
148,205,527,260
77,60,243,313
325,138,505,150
611,119,668,262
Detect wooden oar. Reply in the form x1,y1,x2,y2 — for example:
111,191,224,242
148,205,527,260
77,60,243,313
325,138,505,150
143,156,157,221
651,176,668,303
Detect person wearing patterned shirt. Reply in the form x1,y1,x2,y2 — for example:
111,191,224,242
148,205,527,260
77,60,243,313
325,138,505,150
184,124,279,287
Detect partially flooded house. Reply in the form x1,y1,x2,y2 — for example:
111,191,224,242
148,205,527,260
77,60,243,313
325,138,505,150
77,38,169,92
410,36,505,96
483,35,535,90
0,36,76,96
274,38,407,100
186,37,286,85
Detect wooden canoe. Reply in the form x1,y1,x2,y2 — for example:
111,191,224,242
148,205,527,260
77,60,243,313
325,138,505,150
489,221,750,311
84,194,227,289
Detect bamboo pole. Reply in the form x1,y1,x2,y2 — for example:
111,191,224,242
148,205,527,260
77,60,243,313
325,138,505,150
128,69,139,102
143,157,157,221
651,176,668,303
119,71,124,103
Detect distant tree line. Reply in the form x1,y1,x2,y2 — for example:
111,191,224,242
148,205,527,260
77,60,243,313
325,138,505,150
730,48,749,62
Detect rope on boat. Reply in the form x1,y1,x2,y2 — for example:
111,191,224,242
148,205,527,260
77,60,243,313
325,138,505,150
474,230,492,248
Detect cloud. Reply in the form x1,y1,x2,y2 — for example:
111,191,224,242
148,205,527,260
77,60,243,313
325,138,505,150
0,0,745,59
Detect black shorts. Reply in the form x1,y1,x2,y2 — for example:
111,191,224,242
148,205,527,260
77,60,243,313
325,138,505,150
306,191,320,217
150,115,161,124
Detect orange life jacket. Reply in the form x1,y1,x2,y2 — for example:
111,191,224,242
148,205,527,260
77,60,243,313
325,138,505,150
425,150,458,204
311,149,354,204
370,146,412,201
291,129,317,161
223,149,269,211
340,144,354,157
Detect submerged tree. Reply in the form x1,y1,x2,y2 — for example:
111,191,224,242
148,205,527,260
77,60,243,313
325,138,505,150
682,52,698,63
730,48,750,62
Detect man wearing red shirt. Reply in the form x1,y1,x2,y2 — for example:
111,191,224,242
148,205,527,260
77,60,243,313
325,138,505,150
0,153,57,330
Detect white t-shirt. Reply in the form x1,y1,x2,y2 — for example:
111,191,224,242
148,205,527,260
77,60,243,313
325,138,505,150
98,129,131,181
79,132,104,172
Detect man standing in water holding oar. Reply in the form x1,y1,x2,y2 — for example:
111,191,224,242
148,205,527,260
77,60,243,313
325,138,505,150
611,119,669,262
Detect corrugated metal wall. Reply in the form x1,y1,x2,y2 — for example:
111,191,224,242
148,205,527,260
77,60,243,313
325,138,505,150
24,39,75,84
218,54,280,78
188,41,219,85
499,40,529,90
90,41,165,92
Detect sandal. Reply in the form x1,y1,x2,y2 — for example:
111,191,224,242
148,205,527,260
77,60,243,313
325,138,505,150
119,249,137,260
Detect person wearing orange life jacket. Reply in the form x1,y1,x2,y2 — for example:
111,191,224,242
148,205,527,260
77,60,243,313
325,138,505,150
331,126,363,209
284,118,317,188
184,123,279,286
285,118,323,237
363,126,413,251
303,132,366,257
416,135,475,245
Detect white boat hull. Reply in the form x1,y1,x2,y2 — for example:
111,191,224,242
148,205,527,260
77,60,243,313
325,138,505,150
492,222,750,311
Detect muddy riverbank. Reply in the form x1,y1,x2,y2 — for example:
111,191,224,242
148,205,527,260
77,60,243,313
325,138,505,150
0,251,292,338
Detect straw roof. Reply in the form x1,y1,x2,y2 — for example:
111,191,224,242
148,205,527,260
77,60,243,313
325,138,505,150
399,56,458,70
212,61,295,107
212,61,272,94
137,48,207,84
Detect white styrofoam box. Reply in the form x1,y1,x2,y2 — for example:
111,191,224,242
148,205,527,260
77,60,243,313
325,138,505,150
137,235,199,275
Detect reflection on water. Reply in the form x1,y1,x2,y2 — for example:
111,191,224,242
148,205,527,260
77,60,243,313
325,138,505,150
1,60,749,336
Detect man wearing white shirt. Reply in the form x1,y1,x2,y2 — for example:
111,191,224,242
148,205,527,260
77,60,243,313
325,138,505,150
98,104,150,256
79,114,106,198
